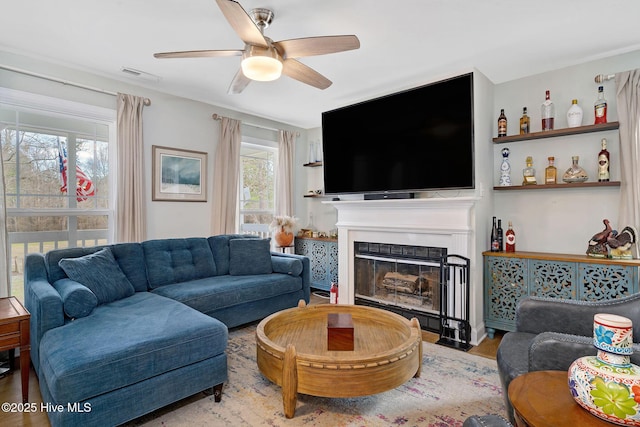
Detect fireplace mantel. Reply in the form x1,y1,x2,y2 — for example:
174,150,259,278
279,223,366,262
324,196,479,305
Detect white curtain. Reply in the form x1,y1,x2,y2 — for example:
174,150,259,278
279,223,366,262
0,146,9,296
276,130,296,216
615,70,640,241
116,93,147,243
212,117,242,235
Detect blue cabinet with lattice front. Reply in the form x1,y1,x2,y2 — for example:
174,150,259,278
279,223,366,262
483,251,640,338
295,237,338,291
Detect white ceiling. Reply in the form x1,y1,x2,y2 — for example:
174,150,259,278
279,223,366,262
2,0,640,129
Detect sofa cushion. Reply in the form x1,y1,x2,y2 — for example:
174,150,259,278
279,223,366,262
58,247,135,304
229,238,272,276
272,256,303,276
38,292,228,404
53,278,98,319
143,238,217,289
44,243,148,292
208,234,260,275
152,273,302,315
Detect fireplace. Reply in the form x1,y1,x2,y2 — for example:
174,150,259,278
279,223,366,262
354,241,445,331
325,197,481,345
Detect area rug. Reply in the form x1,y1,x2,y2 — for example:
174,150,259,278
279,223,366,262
140,325,506,426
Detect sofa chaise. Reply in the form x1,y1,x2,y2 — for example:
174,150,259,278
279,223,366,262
24,234,310,427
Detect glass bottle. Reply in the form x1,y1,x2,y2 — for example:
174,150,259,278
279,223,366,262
522,156,537,185
498,109,507,137
541,90,555,131
308,141,316,164
490,216,499,252
566,99,583,128
545,156,557,184
598,138,610,182
563,156,589,183
519,107,530,135
497,219,504,252
505,221,516,253
330,282,339,304
499,147,511,186
594,86,608,124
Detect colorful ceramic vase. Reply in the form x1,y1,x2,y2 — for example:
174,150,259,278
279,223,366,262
568,313,640,426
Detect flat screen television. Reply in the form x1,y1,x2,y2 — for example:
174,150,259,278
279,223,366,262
321,72,474,196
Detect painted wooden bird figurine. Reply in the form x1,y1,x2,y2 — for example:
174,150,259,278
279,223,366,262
586,219,613,257
607,226,638,250
589,219,613,245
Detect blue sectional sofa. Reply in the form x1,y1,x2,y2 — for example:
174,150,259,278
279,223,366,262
24,234,310,427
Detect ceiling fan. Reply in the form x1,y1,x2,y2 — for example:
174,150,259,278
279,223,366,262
154,0,360,94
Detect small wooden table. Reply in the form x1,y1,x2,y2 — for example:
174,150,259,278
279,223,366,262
0,297,31,403
256,301,422,418
508,370,611,427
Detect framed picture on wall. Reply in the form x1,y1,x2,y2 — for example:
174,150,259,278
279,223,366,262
152,145,207,202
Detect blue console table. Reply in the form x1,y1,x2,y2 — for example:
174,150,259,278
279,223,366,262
483,251,640,338
294,237,338,291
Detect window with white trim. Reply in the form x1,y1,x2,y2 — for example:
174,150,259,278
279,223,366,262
238,139,277,237
0,90,115,299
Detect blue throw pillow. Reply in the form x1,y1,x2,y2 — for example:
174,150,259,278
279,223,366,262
58,247,135,304
271,257,303,276
53,278,98,319
229,238,273,276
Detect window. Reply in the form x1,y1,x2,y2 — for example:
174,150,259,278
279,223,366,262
0,89,115,299
238,140,277,237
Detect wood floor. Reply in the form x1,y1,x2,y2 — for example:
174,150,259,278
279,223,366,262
0,295,501,427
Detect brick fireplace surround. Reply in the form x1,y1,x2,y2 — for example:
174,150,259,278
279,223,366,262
325,197,482,344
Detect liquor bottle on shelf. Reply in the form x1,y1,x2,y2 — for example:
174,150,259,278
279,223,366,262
491,217,499,252
594,86,608,124
545,156,557,184
497,219,504,252
541,90,555,131
566,99,583,128
563,156,588,183
519,107,530,135
598,138,610,182
499,147,511,186
505,222,516,253
498,109,507,137
522,156,537,185
330,282,339,304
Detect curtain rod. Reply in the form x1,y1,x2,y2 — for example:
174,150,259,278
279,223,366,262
212,113,299,136
0,64,151,106
595,74,616,83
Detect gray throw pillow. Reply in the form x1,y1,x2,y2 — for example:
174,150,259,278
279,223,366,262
229,238,273,276
58,247,135,304
53,278,98,319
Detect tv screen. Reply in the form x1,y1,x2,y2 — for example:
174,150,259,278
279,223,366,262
321,73,475,195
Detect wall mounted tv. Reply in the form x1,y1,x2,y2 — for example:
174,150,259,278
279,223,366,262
321,72,474,197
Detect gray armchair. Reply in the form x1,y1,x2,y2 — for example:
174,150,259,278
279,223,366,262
496,293,640,423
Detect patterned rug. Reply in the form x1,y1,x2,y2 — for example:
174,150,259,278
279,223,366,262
139,325,506,426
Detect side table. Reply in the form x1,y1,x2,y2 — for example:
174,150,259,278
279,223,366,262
0,297,31,403
508,370,610,427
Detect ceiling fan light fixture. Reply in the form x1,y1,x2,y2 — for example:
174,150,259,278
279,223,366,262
241,45,282,81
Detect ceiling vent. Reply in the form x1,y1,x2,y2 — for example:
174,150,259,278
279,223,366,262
120,67,161,83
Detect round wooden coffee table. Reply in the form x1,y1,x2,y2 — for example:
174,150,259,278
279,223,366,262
256,300,422,418
508,370,611,426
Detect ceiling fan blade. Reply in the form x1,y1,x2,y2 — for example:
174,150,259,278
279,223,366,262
275,35,360,58
215,0,268,47
282,59,332,90
154,49,242,59
228,68,251,94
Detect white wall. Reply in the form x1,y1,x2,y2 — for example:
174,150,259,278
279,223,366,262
492,49,640,253
0,51,307,239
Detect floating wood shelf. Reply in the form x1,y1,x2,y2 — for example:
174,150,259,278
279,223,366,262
494,181,620,190
303,161,323,167
492,122,619,144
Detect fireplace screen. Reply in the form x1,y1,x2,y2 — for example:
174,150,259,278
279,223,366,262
354,242,446,313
